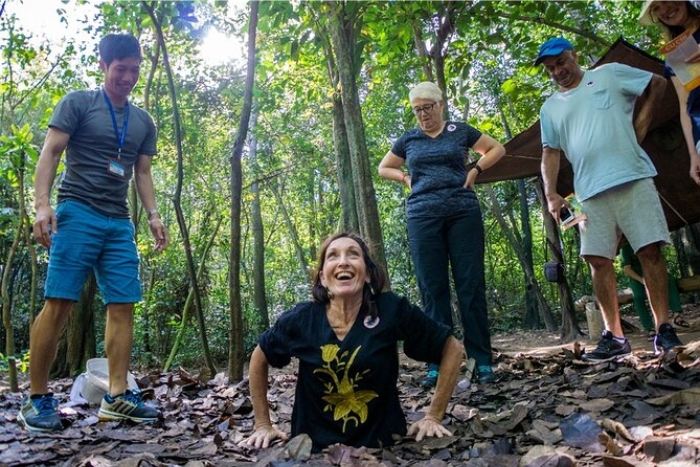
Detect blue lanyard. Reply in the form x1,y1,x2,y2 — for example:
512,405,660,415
103,88,130,159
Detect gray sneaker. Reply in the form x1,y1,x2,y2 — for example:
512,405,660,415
98,389,159,423
18,393,63,432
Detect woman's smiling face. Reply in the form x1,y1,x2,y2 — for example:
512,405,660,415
652,1,692,27
319,237,369,299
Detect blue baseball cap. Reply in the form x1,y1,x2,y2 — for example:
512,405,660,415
535,38,574,65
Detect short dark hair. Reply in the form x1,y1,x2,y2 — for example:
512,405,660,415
311,232,387,320
99,34,142,65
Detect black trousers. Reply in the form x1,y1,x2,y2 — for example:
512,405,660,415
407,208,492,367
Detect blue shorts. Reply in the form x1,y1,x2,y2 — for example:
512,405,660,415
45,200,142,304
578,178,670,259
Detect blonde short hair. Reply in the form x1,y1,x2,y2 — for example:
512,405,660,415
409,82,443,104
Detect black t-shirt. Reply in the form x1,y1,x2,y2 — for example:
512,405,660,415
258,291,452,452
391,121,482,218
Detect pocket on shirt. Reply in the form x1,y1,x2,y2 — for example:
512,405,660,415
592,88,611,110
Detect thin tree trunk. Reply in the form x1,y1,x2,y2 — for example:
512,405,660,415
533,179,583,341
1,208,21,391
270,184,309,280
20,209,38,322
249,109,269,331
144,1,215,377
326,0,387,277
316,6,359,234
411,19,434,82
164,216,223,372
331,92,359,233
483,185,556,331
228,0,259,382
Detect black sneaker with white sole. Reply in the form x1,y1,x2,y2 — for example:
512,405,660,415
654,323,683,354
582,330,632,362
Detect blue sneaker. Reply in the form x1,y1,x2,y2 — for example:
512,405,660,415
98,389,159,423
476,365,497,384
18,393,63,432
421,369,439,389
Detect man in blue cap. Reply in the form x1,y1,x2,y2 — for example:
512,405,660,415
537,37,683,361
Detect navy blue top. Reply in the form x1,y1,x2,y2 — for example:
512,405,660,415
391,121,482,218
258,291,451,452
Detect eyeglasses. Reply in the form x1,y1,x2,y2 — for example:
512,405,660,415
413,102,437,115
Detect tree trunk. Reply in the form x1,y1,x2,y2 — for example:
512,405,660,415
52,274,96,378
331,91,359,233
270,183,309,280
326,0,387,277
483,185,556,331
249,109,269,332
1,207,22,391
533,179,583,341
144,2,216,377
672,223,700,277
518,178,541,328
317,5,359,234
164,216,223,372
228,0,259,382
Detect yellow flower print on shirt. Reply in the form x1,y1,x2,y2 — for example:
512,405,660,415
314,344,378,432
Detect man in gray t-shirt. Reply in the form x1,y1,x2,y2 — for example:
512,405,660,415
20,34,168,433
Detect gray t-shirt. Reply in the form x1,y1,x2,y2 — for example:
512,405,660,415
391,121,482,218
50,89,157,218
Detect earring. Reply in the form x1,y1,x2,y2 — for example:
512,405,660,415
326,288,334,300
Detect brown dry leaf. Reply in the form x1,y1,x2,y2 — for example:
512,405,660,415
520,445,576,467
450,404,479,422
601,418,636,443
601,456,647,466
284,433,313,460
642,437,676,463
326,444,381,466
579,398,615,413
598,432,623,456
555,404,577,417
646,387,700,406
529,419,562,445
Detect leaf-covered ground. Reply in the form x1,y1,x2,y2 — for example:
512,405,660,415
2,308,700,467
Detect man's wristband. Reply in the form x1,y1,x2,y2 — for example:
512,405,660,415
147,208,160,219
473,164,483,175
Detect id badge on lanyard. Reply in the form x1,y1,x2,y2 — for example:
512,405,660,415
103,89,129,179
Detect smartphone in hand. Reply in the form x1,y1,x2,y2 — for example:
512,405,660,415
560,207,575,225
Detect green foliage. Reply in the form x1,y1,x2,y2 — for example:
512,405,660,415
0,351,30,374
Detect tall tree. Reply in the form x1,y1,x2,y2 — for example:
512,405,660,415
229,0,259,382
144,1,216,376
248,109,270,332
325,0,387,272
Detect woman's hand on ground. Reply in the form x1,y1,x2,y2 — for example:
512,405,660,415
407,415,452,442
240,424,289,449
